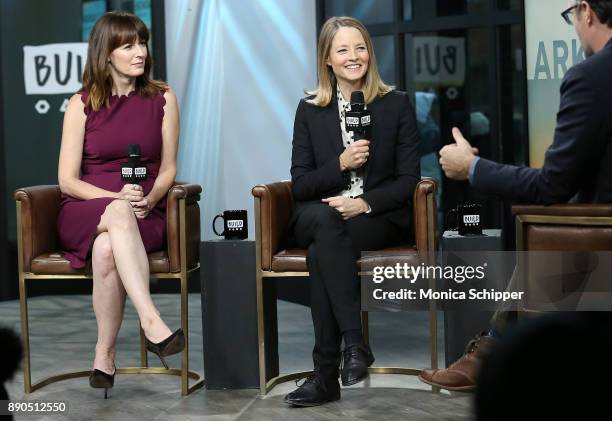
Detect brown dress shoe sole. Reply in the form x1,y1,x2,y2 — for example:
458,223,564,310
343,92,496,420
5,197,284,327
417,374,476,392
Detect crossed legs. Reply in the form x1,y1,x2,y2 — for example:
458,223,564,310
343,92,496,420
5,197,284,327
291,202,404,374
91,199,171,374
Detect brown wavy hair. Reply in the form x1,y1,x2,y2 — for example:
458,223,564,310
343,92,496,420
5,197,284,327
306,16,393,107
81,11,166,111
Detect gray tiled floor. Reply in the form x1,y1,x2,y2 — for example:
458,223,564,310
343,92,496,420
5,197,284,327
1,294,473,420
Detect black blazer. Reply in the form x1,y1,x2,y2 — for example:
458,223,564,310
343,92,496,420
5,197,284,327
290,90,421,231
473,38,612,204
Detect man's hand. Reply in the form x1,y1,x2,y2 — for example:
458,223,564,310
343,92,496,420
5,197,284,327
322,196,369,220
439,127,479,180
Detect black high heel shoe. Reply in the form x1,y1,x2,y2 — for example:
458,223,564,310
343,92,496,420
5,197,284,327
89,368,115,399
145,329,185,369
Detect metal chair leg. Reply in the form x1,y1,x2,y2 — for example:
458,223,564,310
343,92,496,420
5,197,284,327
180,270,189,396
19,273,32,393
256,270,267,394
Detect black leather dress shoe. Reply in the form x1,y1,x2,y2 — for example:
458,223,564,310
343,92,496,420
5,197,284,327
284,374,340,407
341,344,375,386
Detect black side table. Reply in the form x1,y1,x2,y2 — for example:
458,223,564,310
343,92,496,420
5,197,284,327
201,240,259,389
441,229,508,366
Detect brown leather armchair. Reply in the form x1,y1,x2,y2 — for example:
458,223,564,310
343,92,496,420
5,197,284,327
513,204,612,314
252,178,439,394
14,183,204,396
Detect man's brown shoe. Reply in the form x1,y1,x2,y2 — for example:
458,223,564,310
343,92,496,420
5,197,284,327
418,332,498,392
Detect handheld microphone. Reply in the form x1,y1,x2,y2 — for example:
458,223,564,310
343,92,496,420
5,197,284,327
121,144,147,184
345,91,372,140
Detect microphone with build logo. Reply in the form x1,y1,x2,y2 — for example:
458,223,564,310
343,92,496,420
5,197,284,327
345,90,372,140
121,144,147,184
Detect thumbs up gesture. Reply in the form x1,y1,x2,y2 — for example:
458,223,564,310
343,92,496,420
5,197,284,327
439,127,479,180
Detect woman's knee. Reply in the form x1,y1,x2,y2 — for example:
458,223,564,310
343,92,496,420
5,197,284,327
309,204,343,228
293,204,345,247
92,233,116,276
101,200,136,230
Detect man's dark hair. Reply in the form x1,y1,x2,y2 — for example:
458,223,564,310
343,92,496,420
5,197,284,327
583,0,612,28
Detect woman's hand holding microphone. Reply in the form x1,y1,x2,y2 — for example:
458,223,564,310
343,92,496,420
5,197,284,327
327,139,371,219
117,183,143,201
117,184,153,219
339,139,370,171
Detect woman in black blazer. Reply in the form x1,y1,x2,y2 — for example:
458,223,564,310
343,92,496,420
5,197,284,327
284,16,420,407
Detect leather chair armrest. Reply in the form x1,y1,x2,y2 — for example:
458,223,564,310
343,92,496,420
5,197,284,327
14,185,62,273
166,183,202,272
252,181,293,271
413,178,438,253
512,203,612,218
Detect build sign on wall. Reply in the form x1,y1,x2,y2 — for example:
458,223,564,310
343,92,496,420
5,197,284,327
23,43,88,114
413,36,466,86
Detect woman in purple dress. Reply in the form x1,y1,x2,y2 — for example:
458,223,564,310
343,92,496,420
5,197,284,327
57,11,182,397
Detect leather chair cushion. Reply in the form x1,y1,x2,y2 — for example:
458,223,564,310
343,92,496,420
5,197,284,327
271,249,307,272
30,250,174,275
359,246,420,268
526,225,612,251
31,252,90,275
269,246,419,273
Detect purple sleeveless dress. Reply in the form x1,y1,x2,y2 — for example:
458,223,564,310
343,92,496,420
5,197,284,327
57,91,167,269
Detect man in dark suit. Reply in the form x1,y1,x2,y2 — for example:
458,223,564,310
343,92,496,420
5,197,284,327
421,0,612,391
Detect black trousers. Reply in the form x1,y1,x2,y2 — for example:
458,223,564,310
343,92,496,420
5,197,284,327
290,201,405,374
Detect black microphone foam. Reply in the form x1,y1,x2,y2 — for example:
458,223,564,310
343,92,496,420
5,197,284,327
345,90,371,141
345,90,372,175
128,143,141,158
350,91,365,110
123,143,147,184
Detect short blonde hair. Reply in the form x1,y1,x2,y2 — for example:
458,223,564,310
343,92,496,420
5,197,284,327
306,16,393,107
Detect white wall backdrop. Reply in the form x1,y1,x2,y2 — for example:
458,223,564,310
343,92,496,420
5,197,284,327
165,0,317,239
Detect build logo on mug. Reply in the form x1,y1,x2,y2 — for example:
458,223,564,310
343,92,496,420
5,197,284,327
213,210,248,240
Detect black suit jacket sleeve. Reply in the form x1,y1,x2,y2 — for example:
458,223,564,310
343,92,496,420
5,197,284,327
472,66,603,204
291,99,348,201
361,93,421,214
